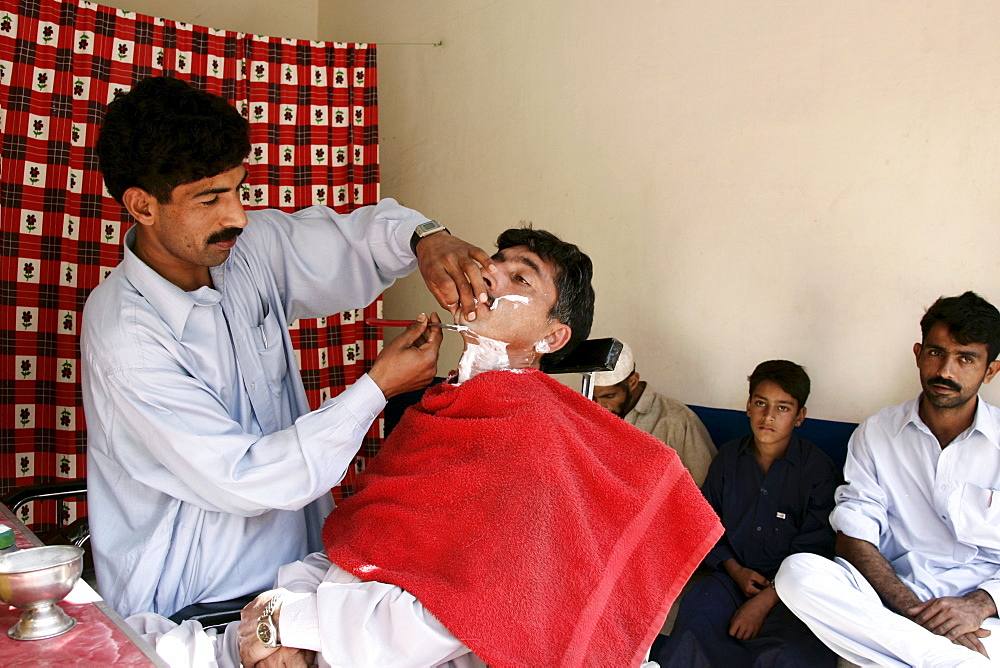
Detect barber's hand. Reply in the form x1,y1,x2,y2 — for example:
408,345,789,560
368,313,443,399
415,232,494,321
908,593,993,657
254,647,317,668
238,589,288,668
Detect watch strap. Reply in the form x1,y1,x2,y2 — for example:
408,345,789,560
410,219,450,254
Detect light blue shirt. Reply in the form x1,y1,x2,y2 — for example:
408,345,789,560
831,396,1000,604
81,199,426,618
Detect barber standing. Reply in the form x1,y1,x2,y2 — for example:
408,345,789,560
82,76,492,619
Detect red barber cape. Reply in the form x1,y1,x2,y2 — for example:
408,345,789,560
323,369,722,667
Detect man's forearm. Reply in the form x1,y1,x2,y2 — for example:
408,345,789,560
836,532,921,615
964,588,998,620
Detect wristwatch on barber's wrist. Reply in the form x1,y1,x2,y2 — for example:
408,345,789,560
410,219,450,254
256,594,283,648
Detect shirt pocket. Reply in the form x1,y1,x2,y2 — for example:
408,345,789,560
254,309,288,397
761,509,800,560
952,482,1000,551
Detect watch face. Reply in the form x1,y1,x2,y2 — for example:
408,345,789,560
416,220,443,236
257,620,275,646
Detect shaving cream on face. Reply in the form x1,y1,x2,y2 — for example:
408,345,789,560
534,338,551,354
457,331,511,384
489,294,530,310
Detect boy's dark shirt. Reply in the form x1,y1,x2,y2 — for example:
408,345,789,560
702,433,840,579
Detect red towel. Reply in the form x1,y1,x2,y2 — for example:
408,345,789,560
323,369,722,667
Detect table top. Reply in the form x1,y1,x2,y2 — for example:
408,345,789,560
0,503,166,667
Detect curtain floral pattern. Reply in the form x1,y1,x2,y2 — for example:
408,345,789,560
0,0,383,528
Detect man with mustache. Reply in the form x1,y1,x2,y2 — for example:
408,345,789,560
82,76,493,619
777,291,1000,667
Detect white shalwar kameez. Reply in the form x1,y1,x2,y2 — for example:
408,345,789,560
776,396,1000,667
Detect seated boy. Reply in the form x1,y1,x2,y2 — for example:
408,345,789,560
652,360,840,667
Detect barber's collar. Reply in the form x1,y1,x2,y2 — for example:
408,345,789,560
121,226,224,339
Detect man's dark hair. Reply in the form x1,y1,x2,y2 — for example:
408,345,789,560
748,360,810,409
495,227,595,363
920,291,1000,364
96,76,250,204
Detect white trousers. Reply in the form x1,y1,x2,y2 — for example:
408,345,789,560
775,553,999,668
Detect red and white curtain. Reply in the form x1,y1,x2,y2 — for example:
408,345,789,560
0,0,383,528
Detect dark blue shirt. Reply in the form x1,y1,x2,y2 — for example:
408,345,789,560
702,433,839,578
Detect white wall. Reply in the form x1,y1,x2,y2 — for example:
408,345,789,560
99,0,319,40
318,1,1000,423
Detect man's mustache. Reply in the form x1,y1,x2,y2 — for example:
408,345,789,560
207,227,243,245
928,376,961,392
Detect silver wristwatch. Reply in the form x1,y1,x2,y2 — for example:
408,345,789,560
255,594,283,648
410,219,450,253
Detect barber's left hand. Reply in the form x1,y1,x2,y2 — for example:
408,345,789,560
368,312,444,399
238,588,289,667
415,232,494,321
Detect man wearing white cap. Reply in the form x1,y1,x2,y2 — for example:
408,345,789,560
593,342,717,485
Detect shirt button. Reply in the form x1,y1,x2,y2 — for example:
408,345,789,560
251,382,256,389
761,489,768,495
756,526,762,532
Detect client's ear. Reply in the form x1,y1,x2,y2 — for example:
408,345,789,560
541,322,572,354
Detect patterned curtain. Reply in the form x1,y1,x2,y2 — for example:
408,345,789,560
0,0,383,529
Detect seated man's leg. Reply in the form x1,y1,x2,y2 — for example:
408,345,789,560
776,553,992,668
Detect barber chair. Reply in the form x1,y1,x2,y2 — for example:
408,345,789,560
3,479,89,545
3,481,91,554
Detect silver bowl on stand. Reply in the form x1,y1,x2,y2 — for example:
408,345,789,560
0,545,84,640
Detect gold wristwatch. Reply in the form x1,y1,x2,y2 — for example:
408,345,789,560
255,594,283,648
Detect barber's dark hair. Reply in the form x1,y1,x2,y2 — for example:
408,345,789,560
748,360,810,409
495,226,595,363
96,76,250,204
920,291,1000,364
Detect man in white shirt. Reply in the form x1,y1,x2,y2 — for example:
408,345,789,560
83,76,494,618
776,291,1000,667
593,341,717,485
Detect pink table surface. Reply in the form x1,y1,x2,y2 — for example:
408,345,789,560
0,505,166,667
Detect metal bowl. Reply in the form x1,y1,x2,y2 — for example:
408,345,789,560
0,545,84,640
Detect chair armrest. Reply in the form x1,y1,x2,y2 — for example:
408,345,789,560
2,480,87,512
